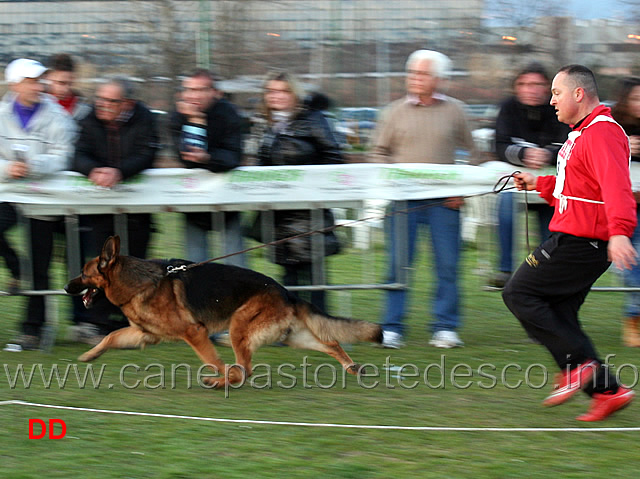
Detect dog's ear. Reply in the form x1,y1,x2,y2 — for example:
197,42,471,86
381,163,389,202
99,236,120,271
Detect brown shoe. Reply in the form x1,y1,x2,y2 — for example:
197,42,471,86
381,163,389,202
484,271,511,291
623,317,640,347
67,322,104,346
7,278,20,294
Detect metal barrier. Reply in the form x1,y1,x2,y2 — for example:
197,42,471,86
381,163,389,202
8,202,400,352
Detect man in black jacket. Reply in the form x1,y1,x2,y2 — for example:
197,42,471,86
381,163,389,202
488,63,570,289
72,76,159,336
169,69,246,267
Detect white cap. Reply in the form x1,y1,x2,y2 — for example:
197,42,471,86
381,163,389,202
5,58,47,84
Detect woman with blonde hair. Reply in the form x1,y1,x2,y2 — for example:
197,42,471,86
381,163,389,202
250,70,344,313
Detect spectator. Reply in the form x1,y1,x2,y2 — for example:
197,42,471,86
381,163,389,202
72,76,159,339
169,69,246,267
369,49,476,349
611,76,640,347
0,58,75,351
45,53,91,122
44,53,96,343
488,63,570,290
250,70,344,313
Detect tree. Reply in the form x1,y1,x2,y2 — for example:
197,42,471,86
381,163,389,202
134,0,197,85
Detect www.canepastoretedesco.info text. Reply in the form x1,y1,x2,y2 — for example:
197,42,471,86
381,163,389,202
3,355,637,394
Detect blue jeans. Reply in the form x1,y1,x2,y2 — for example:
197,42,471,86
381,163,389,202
497,192,553,272
624,209,640,317
185,212,247,268
381,200,461,335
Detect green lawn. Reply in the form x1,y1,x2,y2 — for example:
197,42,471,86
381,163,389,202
1,213,640,478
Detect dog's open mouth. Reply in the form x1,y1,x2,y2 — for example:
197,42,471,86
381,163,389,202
82,288,101,309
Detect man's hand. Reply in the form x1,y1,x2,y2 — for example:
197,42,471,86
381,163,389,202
181,146,210,164
7,161,29,179
608,235,638,271
522,147,551,170
444,196,464,210
88,167,122,188
513,172,537,191
176,100,206,125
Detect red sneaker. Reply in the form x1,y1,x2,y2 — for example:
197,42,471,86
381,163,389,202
543,359,598,407
576,386,634,422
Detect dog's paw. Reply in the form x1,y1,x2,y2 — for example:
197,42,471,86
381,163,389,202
78,352,96,362
202,376,225,389
202,372,246,389
346,363,366,375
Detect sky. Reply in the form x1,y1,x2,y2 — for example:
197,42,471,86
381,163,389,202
485,0,635,25
569,0,631,19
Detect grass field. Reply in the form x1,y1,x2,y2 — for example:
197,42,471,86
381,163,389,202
1,212,640,478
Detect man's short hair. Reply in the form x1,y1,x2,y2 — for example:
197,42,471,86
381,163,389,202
101,75,136,100
405,50,451,79
186,68,216,89
558,64,599,98
49,53,75,73
514,62,550,85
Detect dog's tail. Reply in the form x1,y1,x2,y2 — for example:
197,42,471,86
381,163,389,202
299,303,383,345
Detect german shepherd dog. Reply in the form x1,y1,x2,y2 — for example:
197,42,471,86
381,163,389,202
65,236,383,389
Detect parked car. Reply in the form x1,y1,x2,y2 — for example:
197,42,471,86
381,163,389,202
336,107,379,149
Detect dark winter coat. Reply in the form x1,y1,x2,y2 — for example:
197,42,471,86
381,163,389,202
253,108,344,265
73,101,159,179
495,96,570,166
170,98,243,173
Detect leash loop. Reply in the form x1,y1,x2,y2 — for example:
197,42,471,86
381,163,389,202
492,169,532,254
492,170,521,194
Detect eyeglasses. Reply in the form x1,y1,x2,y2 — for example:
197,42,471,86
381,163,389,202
515,81,548,88
265,88,292,94
96,97,123,105
49,79,73,87
407,69,434,78
182,86,213,94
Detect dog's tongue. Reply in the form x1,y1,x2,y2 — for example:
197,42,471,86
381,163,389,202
82,289,95,308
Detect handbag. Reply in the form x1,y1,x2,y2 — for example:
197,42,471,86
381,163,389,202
246,209,340,262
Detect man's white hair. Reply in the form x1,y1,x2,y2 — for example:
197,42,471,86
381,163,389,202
405,50,451,79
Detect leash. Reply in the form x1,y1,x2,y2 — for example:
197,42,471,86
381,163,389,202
166,171,532,276
492,170,531,253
